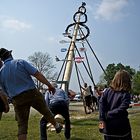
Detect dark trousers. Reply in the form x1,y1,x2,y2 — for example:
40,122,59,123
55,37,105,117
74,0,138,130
103,118,133,140
40,100,71,140
12,89,54,135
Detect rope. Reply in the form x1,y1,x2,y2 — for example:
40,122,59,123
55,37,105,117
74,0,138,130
79,27,108,78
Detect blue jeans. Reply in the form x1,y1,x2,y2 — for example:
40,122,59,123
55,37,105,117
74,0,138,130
40,100,71,140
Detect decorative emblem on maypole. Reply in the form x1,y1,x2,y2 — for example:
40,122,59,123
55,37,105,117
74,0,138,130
65,2,90,41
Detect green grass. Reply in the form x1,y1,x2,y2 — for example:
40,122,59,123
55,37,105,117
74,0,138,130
0,106,140,140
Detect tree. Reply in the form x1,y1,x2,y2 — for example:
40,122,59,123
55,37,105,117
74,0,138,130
104,63,135,85
132,71,140,95
28,51,57,91
98,73,107,85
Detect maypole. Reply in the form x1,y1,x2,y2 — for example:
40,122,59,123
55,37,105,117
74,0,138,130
61,2,89,92
56,2,107,114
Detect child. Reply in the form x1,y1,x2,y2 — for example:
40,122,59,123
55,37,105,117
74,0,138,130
99,70,133,140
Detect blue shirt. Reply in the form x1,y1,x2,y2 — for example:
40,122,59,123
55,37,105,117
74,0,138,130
0,57,38,98
45,88,69,106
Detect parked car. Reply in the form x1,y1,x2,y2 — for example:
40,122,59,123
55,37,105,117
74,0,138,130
73,94,81,101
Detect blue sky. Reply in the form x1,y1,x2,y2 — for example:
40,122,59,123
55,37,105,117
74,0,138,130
0,0,140,91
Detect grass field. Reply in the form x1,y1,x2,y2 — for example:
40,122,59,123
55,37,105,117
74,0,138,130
0,103,140,140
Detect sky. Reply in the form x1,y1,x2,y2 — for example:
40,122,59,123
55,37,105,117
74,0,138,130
0,0,140,91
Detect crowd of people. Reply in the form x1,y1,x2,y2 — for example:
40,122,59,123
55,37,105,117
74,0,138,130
0,48,133,140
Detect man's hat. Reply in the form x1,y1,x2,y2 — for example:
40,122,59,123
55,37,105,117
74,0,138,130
0,48,12,59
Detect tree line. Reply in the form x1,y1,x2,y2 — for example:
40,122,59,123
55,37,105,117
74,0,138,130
28,52,140,95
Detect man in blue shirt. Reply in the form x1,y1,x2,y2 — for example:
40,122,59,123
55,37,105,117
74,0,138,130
0,48,62,140
40,82,71,140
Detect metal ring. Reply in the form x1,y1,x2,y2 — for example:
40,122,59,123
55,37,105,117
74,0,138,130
73,11,87,24
65,23,90,41
78,5,86,13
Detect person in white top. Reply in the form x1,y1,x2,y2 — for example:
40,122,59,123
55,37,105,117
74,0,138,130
81,83,94,114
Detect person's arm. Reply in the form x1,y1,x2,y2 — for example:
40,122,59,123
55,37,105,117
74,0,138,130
80,86,86,91
22,60,55,93
0,90,9,113
99,92,107,121
33,71,55,93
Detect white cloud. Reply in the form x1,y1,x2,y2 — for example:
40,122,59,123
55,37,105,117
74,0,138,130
0,17,31,31
95,0,129,21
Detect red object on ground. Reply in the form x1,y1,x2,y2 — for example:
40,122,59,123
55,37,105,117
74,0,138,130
130,103,140,106
133,103,140,106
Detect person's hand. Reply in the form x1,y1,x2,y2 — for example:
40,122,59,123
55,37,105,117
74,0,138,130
99,121,106,133
48,85,56,94
99,121,106,129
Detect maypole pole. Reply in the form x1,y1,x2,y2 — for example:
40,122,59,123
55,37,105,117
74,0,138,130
61,2,89,92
